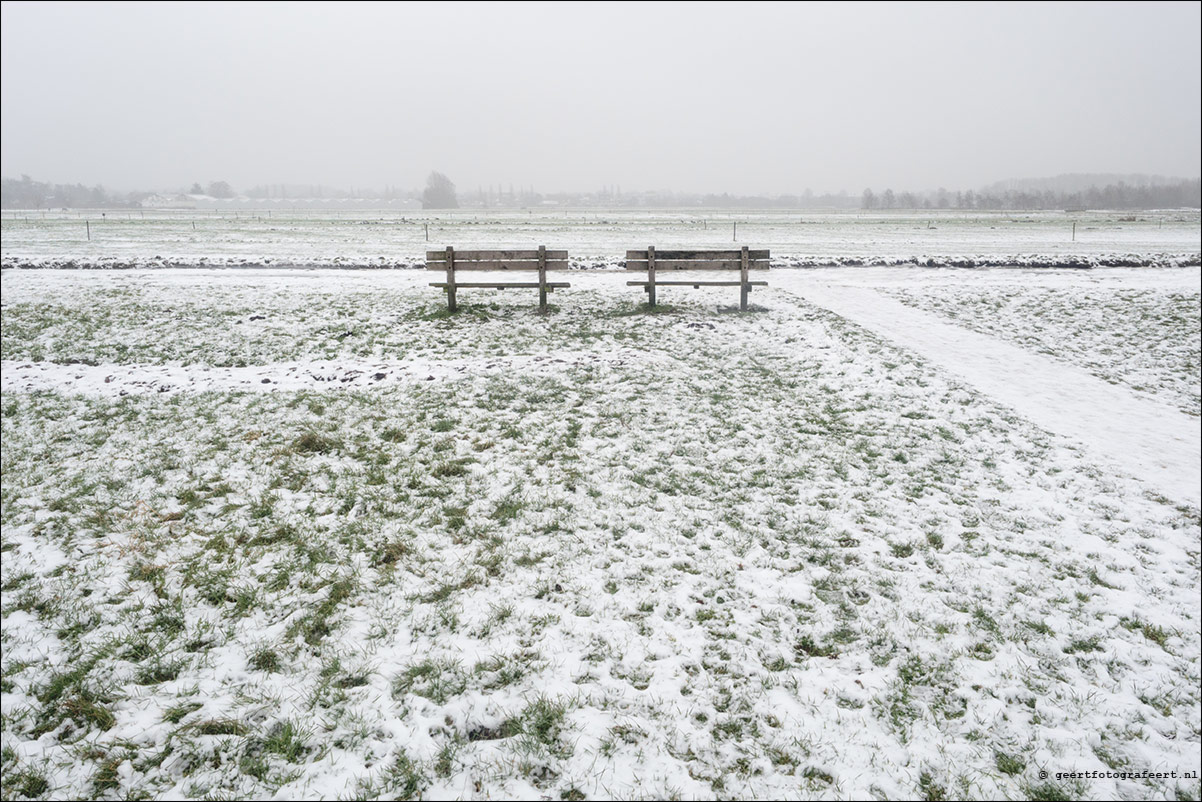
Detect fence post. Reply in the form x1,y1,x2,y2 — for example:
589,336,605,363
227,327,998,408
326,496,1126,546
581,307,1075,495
446,246,457,312
647,245,657,308
740,245,749,311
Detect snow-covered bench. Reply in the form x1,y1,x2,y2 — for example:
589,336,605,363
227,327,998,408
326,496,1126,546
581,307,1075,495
427,247,570,312
625,246,769,311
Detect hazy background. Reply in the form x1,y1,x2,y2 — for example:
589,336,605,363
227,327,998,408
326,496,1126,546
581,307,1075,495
2,1,1199,195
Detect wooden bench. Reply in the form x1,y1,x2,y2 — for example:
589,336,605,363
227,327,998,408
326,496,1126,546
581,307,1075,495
625,246,769,310
427,246,570,311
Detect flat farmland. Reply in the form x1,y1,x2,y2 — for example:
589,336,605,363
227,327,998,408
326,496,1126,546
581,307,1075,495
1,213,1200,801
2,208,1199,268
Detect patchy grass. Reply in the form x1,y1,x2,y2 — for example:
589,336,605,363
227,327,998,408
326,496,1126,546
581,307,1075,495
1,271,1198,800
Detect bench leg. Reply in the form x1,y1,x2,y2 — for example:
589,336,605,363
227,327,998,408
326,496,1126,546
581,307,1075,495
648,254,657,307
538,249,548,312
739,247,749,311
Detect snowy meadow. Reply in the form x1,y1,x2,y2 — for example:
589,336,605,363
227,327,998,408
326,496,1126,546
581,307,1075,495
1,211,1200,801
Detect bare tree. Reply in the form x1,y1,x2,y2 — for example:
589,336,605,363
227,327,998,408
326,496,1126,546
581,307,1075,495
422,171,459,209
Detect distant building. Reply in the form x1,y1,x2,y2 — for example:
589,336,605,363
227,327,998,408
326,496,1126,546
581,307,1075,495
140,193,198,209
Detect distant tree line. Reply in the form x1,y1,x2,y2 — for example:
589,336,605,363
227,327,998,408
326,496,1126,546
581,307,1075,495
487,189,864,209
860,179,1200,210
0,175,247,209
4,172,1199,211
0,174,429,209
241,184,413,200
1,174,127,209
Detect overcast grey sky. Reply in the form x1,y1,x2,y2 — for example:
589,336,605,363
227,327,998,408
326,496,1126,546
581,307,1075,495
2,1,1199,194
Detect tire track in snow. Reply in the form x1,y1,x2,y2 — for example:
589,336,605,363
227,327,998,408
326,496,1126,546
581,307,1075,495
773,274,1201,508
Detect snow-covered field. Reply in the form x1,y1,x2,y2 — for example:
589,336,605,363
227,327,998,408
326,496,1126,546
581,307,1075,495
2,208,1199,268
2,218,1201,801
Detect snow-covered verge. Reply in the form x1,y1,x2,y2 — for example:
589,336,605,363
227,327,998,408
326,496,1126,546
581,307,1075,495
774,252,1201,269
1,256,430,270
3,253,1200,271
2,271,1199,801
880,286,1201,417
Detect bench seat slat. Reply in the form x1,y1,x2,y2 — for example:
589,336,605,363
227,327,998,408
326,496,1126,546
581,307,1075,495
625,260,769,271
425,260,569,271
625,280,768,287
430,282,570,289
626,249,770,260
427,249,568,261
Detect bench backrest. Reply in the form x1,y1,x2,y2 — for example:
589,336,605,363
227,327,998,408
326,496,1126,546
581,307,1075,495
426,248,569,271
624,248,770,271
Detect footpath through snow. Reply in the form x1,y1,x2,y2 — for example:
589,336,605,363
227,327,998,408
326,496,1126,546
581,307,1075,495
774,273,1201,508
